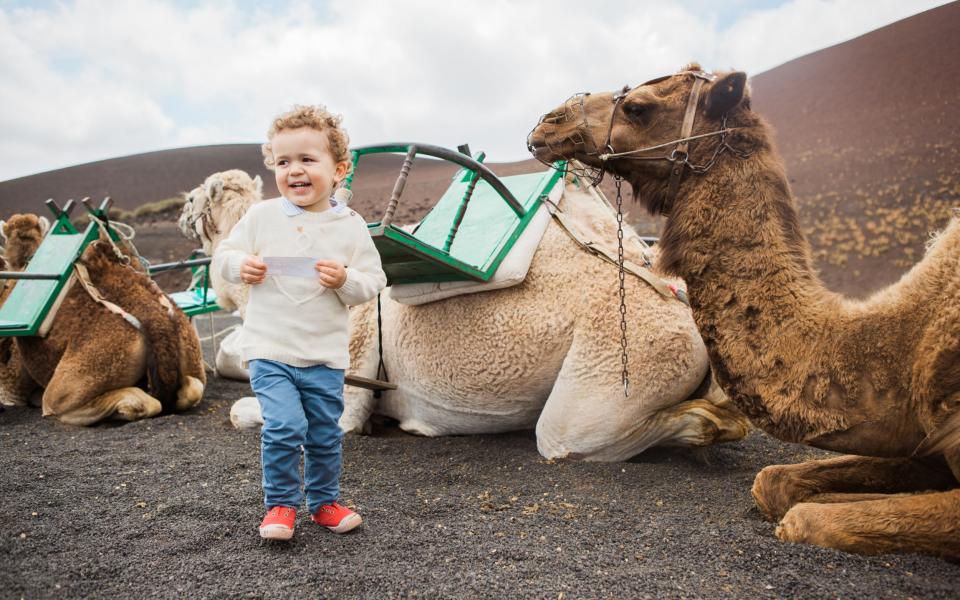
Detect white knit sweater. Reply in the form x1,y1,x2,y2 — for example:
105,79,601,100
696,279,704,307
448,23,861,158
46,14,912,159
214,198,386,369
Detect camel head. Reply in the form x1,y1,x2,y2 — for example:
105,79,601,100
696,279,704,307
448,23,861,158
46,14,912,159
178,169,262,254
528,63,758,216
0,213,50,270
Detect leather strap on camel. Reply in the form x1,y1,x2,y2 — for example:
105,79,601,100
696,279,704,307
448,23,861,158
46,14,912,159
73,262,143,331
543,198,688,306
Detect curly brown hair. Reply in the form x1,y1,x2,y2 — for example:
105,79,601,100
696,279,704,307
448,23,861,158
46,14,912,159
261,104,353,174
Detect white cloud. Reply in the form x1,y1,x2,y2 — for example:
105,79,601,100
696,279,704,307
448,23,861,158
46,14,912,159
0,0,950,180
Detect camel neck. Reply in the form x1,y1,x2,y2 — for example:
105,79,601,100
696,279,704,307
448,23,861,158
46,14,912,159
664,152,826,309
658,150,844,442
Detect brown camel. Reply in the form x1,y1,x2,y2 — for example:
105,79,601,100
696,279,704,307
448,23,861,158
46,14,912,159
528,63,960,560
0,213,206,425
0,214,49,406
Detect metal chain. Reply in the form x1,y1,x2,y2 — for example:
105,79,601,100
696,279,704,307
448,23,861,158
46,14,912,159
614,176,629,397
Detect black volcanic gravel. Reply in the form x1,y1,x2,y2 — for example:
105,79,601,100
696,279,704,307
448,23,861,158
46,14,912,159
1,328,957,599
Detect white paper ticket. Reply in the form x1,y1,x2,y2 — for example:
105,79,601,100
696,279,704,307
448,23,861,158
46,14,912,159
263,257,318,279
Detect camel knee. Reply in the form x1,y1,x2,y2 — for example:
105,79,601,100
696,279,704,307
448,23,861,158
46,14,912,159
230,396,263,429
340,387,376,435
176,375,204,411
41,386,88,421
752,464,810,521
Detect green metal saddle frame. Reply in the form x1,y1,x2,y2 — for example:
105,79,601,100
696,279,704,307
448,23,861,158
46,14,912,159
0,198,222,338
347,143,564,286
0,199,115,337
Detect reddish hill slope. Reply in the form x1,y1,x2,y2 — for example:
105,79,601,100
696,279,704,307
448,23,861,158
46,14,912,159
750,1,960,293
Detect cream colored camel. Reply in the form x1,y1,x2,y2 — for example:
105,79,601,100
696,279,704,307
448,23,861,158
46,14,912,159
0,213,206,425
182,170,749,461
529,63,960,558
178,169,261,379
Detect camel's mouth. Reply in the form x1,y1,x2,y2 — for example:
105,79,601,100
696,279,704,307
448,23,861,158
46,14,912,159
527,126,586,165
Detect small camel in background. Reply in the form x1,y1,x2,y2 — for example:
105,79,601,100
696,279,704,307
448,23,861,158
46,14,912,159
0,213,206,425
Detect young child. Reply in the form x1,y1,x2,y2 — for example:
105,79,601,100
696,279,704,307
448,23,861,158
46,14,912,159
214,105,386,541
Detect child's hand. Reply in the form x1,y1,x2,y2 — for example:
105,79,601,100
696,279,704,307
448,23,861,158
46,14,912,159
241,255,267,284
315,259,347,289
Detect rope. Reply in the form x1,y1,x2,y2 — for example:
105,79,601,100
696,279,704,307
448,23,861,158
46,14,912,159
88,215,137,265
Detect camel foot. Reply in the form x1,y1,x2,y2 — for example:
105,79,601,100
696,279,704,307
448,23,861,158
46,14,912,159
752,455,957,521
175,375,204,411
752,463,814,521
229,396,262,429
113,388,163,421
775,490,960,559
340,415,373,435
665,399,751,447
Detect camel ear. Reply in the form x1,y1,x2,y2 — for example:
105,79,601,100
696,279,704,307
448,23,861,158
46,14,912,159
38,216,51,237
205,176,224,200
253,175,263,196
705,71,747,118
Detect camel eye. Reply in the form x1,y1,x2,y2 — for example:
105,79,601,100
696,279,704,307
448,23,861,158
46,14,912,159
623,102,650,121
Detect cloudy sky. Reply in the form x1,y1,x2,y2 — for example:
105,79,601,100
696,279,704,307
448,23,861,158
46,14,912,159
0,0,951,181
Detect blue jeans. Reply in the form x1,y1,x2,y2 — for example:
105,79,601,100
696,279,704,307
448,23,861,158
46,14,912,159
249,359,345,514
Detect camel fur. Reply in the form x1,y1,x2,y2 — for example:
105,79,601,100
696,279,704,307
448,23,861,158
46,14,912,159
178,169,261,379
182,170,749,461
0,214,50,406
0,213,206,425
529,63,960,558
179,169,262,316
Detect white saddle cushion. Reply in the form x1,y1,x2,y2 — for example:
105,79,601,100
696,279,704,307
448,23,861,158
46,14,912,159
388,181,560,305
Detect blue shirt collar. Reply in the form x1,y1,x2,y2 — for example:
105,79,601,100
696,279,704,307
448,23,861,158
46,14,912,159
280,196,306,216
280,196,346,217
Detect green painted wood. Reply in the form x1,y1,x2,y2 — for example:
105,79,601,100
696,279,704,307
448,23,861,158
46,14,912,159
169,287,221,317
414,171,538,267
0,225,98,336
367,168,562,286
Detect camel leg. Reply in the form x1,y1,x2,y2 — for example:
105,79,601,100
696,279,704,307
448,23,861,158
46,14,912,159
340,300,380,435
536,337,748,461
41,331,153,426
752,455,957,521
776,489,960,560
215,328,249,381
654,398,752,448
175,312,206,412
46,386,162,426
176,376,204,411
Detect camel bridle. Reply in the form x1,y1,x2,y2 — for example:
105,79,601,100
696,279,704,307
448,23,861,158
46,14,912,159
531,70,752,201
182,194,220,244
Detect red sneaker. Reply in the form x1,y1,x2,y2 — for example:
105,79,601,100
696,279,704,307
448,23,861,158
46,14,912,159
259,506,296,540
311,502,362,533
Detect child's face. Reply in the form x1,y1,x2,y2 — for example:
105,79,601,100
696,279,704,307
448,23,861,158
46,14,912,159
270,127,349,213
